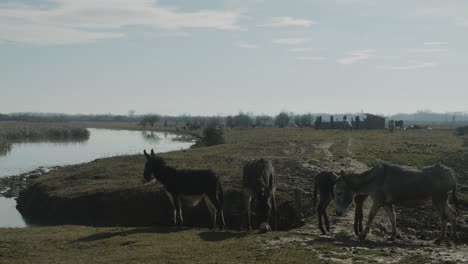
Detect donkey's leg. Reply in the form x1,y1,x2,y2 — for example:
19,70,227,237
271,193,278,231
211,192,226,230
164,190,177,226
433,197,449,245
444,201,457,241
243,188,253,230
360,202,382,241
384,205,397,242
354,195,366,235
175,196,183,227
204,196,218,230
323,198,332,233
317,200,326,235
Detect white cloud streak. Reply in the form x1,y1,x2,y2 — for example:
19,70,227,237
261,16,317,27
272,38,305,45
238,43,257,49
409,48,448,53
424,41,448,45
0,0,241,45
378,62,435,70
296,56,326,61
288,47,319,52
337,49,375,65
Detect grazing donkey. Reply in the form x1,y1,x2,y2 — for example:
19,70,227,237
334,164,459,244
395,120,404,131
243,159,277,232
142,149,225,229
313,171,367,235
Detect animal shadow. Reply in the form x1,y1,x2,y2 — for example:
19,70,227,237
74,226,182,243
198,230,248,242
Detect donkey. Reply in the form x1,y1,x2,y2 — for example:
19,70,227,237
142,149,225,229
313,171,367,235
395,120,404,131
243,159,277,232
334,163,459,244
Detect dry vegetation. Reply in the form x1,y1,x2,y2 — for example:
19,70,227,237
0,121,89,145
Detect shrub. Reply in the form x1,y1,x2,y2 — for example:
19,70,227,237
456,126,468,136
202,124,225,146
275,112,290,128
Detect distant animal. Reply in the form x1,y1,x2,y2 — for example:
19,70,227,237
334,164,459,244
142,149,225,229
388,120,395,132
395,120,404,131
243,159,277,232
313,171,367,235
343,120,353,131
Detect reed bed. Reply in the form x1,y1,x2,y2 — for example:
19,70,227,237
0,121,90,145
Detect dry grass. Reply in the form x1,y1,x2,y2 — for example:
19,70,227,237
0,121,90,143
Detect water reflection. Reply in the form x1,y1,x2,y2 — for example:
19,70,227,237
0,128,193,177
0,143,11,156
0,138,89,157
141,131,161,144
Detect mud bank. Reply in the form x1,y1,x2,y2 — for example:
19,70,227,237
15,155,305,229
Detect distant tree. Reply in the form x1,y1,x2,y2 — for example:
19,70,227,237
128,110,136,117
300,114,313,127
232,112,253,128
293,115,302,127
275,112,290,128
255,115,272,127
140,114,160,127
225,116,234,128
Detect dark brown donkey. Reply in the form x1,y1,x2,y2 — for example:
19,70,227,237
313,171,367,235
243,159,277,232
142,149,225,229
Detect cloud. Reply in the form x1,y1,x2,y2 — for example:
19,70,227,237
424,41,448,45
163,31,192,38
408,48,448,53
456,18,468,27
0,0,241,45
238,43,257,49
296,56,326,61
288,47,319,52
261,16,317,27
272,38,305,45
337,49,375,64
378,62,435,70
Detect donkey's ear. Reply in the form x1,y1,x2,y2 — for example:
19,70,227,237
340,170,346,177
144,150,151,160
151,149,156,157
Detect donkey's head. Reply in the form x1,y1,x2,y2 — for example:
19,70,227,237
142,149,166,184
333,171,355,217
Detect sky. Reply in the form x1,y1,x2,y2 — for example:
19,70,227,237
1,0,468,116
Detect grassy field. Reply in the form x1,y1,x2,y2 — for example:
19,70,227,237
2,126,468,263
0,225,439,264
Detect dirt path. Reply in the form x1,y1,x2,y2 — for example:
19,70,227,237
276,137,468,263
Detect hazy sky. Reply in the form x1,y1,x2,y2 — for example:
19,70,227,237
1,0,468,116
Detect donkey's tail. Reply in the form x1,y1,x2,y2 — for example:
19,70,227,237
451,185,460,216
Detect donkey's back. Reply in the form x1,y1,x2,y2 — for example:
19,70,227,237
243,158,276,191
380,164,456,204
165,169,220,195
